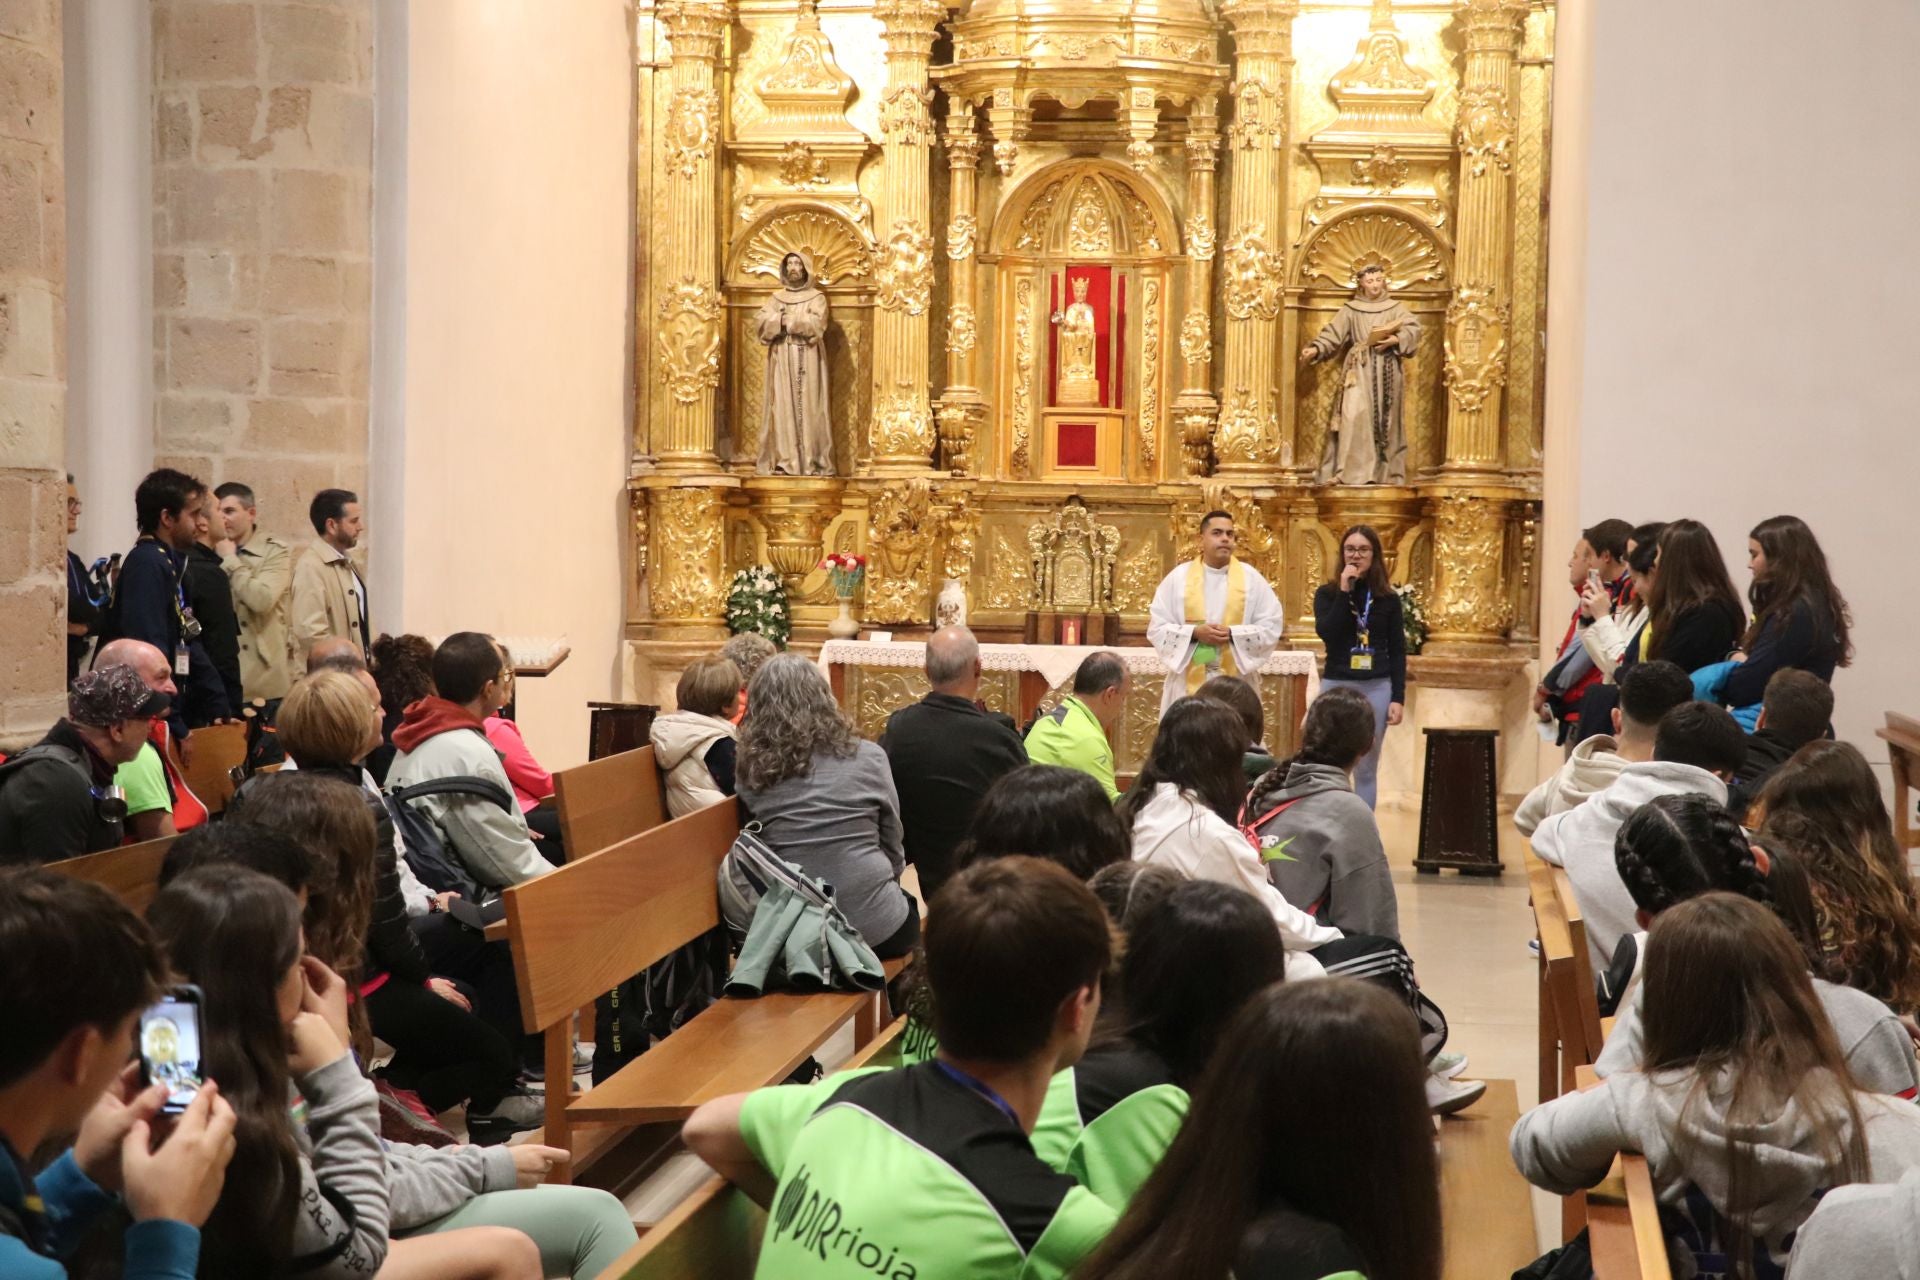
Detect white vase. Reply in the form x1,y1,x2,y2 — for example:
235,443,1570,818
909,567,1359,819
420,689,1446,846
828,595,860,639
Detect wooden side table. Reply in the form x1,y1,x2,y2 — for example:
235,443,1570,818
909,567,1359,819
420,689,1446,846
1415,727,1502,876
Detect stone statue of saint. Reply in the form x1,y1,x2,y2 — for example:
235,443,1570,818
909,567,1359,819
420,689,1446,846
1300,263,1420,486
1051,275,1099,406
755,251,833,476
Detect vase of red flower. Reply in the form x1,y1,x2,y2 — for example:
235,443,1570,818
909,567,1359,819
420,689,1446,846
822,552,866,639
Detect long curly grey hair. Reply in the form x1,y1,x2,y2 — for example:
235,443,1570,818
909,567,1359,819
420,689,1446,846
736,653,860,792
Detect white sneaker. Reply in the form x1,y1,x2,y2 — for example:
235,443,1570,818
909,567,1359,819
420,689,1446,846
1426,1074,1487,1116
1429,1051,1469,1079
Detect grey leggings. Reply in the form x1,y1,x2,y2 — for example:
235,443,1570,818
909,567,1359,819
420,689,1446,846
1321,675,1392,809
402,1185,638,1279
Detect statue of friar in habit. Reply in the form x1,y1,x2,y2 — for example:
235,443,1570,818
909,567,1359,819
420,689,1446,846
1300,263,1420,486
755,251,833,476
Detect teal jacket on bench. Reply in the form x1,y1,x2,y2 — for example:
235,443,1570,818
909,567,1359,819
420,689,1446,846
726,880,885,996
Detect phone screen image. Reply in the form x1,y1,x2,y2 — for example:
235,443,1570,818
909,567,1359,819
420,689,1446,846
140,991,204,1115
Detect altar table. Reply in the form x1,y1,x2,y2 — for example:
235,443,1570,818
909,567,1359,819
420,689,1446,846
820,641,1320,774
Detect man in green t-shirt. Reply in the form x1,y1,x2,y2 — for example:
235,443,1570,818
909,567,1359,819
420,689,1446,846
684,858,1117,1279
1023,652,1128,801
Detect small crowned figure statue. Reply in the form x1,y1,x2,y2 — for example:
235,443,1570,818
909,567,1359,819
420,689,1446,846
1051,276,1100,406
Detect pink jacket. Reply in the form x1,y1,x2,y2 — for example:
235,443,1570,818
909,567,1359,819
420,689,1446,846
482,715,553,812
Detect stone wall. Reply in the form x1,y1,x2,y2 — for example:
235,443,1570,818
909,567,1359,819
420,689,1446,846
151,0,372,543
0,0,68,748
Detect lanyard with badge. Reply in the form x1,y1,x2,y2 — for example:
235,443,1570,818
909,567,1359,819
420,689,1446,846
1349,588,1374,672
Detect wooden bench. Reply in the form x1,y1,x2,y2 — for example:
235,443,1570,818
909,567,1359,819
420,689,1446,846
1879,711,1920,857
1552,866,1607,1067
601,1063,1531,1280
49,835,178,913
1577,1066,1673,1280
172,721,249,816
552,745,668,860
1526,852,1589,1239
502,799,902,1181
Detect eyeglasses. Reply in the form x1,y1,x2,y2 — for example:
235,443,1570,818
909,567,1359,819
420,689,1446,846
66,499,82,512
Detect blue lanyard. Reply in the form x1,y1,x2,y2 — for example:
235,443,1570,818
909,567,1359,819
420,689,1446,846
1352,588,1373,634
933,1061,1020,1128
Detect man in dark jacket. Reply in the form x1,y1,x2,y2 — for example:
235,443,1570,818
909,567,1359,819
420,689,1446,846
97,469,227,742
1727,669,1834,820
879,626,1027,903
182,504,242,724
0,666,171,864
63,476,105,683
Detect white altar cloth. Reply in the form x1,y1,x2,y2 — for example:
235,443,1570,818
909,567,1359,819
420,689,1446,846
819,640,1319,702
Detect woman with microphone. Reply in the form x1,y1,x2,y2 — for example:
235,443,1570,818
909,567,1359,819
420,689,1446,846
1311,525,1405,810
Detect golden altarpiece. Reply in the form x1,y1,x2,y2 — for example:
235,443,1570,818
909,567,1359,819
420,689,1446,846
626,0,1555,770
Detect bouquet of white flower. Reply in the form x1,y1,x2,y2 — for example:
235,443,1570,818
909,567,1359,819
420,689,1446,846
726,565,792,648
1395,582,1428,655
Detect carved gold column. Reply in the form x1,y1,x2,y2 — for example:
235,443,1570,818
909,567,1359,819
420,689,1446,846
935,107,985,474
1213,0,1296,476
1174,96,1220,478
869,0,944,473
654,0,729,470
1439,0,1527,477
1424,0,1527,649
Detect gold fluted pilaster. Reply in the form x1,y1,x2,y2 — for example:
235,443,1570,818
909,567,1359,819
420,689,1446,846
935,108,986,474
654,0,730,471
1174,97,1221,478
869,0,945,473
1439,0,1527,478
1212,0,1296,476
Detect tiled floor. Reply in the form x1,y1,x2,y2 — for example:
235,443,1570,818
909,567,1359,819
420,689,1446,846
625,800,1558,1249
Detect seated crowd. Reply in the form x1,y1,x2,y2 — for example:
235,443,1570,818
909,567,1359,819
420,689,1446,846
1,478,1900,1280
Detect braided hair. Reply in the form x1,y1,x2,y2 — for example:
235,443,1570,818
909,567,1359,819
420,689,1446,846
1613,793,1769,918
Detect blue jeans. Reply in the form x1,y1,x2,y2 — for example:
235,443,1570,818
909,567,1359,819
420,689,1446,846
1320,676,1392,809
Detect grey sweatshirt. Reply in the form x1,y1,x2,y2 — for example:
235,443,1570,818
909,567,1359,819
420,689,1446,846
1789,1166,1920,1278
1594,974,1920,1100
288,1055,392,1276
1248,762,1399,940
737,740,909,946
1510,1067,1920,1260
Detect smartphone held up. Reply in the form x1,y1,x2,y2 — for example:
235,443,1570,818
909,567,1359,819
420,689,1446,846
139,984,205,1115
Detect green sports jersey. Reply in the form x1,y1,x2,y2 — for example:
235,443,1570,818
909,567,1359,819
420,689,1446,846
1021,1041,1187,1209
1022,697,1117,800
740,1062,1117,1280
115,743,171,818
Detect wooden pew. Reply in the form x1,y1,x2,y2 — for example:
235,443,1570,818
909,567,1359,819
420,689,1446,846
552,745,668,860
595,1017,909,1280
49,835,178,913
503,799,900,1181
1526,852,1586,1239
1577,1065,1673,1280
173,721,249,816
1552,866,1607,1067
1880,711,1920,856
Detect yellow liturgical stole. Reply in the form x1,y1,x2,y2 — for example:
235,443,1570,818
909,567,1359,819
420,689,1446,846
1183,557,1247,693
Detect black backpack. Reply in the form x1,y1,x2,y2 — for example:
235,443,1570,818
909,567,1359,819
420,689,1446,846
383,776,516,903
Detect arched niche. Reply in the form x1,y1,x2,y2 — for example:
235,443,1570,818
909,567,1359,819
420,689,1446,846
977,160,1183,484
724,204,875,473
1291,204,1453,479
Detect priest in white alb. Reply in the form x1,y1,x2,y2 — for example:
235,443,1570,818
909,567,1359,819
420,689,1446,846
1147,510,1286,713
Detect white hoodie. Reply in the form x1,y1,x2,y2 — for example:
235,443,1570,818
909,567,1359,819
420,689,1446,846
1531,760,1727,968
1513,734,1629,837
1129,782,1337,979
649,710,736,819
1512,1067,1920,1265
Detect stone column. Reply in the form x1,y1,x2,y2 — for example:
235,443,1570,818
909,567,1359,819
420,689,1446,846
1212,0,1295,476
653,0,729,471
1439,0,1527,477
0,0,70,747
868,0,943,473
934,106,985,474
66,0,152,558
1173,96,1220,477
